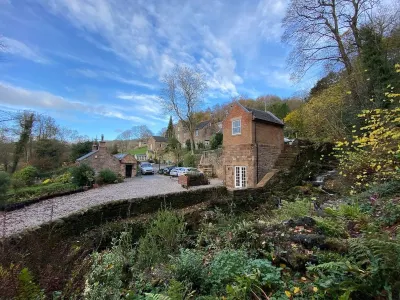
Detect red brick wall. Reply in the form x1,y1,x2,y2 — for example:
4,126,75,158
255,122,284,149
222,103,254,146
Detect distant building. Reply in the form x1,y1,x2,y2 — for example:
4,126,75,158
76,136,137,178
135,153,148,162
147,136,168,158
175,120,222,149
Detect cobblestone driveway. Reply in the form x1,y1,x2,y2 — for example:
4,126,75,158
0,175,223,237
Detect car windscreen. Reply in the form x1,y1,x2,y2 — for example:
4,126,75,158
141,164,151,168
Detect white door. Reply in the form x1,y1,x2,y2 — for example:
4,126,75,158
235,166,247,188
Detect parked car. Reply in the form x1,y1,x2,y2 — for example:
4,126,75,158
140,162,154,175
163,165,176,175
177,167,202,177
170,167,184,177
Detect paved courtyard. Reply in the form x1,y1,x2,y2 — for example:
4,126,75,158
0,175,223,237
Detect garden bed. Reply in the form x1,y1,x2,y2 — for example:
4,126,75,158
1,183,82,212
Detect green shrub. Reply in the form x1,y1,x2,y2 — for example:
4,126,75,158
84,232,134,300
183,153,196,167
170,249,204,286
137,210,186,269
0,171,10,200
226,260,282,300
16,268,44,300
70,164,95,187
53,172,72,184
207,250,249,293
96,169,118,185
315,217,348,238
12,166,38,187
378,200,400,226
274,199,311,221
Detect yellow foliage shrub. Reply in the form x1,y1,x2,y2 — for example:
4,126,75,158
335,65,400,190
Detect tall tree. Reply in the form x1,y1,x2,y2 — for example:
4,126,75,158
165,116,174,139
11,112,34,173
160,65,207,154
282,0,378,79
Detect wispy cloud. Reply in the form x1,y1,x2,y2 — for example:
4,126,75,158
0,81,148,123
0,37,49,64
42,0,290,97
73,68,158,90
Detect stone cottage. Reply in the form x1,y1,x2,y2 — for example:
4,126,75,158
222,103,284,189
76,136,137,178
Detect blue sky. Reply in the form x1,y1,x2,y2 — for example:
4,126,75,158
0,0,317,139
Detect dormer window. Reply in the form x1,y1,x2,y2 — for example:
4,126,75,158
232,119,241,135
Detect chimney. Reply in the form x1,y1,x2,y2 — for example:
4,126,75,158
92,142,98,151
99,134,106,151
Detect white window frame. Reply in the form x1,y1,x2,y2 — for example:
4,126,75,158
196,129,199,136
235,166,247,188
232,119,241,135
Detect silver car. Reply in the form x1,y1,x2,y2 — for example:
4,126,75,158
140,163,154,175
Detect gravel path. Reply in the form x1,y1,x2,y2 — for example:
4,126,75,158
0,175,223,237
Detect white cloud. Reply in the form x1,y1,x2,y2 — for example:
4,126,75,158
0,37,49,64
0,81,149,123
116,92,161,115
41,0,290,97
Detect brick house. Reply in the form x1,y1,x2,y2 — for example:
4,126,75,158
76,136,137,178
175,120,222,148
222,103,284,189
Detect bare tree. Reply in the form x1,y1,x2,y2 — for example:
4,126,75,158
159,65,207,154
115,125,153,152
282,0,380,79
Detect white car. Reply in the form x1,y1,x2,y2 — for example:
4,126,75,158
140,162,154,175
177,167,202,177
169,167,183,177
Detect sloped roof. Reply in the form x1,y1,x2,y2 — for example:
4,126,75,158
196,120,211,130
152,136,168,142
245,107,284,126
113,153,128,160
76,150,98,161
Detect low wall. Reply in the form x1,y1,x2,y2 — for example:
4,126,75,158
1,186,229,242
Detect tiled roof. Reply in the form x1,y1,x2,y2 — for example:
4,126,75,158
245,107,284,126
76,150,98,161
196,120,211,130
152,136,168,142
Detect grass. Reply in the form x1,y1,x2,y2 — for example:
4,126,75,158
128,146,148,155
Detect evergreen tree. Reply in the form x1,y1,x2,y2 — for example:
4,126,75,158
360,26,398,107
166,116,175,139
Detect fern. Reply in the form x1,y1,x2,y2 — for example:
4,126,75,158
307,261,347,272
144,293,171,300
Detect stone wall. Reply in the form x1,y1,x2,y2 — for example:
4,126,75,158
223,144,257,188
78,147,121,176
1,186,228,243
256,144,282,183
